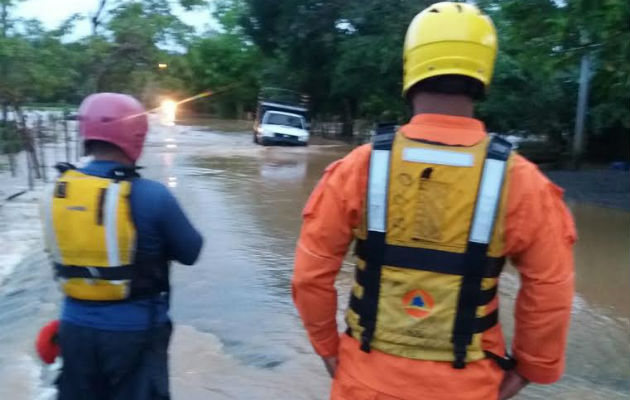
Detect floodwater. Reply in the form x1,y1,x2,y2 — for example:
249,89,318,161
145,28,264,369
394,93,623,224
0,126,628,399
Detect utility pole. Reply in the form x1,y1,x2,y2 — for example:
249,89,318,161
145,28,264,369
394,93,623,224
571,53,591,169
572,29,592,170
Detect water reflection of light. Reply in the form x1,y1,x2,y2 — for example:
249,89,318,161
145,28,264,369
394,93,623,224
168,176,177,188
259,158,307,181
162,152,174,167
166,144,178,149
160,99,177,126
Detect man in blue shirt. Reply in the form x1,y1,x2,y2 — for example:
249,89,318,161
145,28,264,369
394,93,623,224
42,93,203,400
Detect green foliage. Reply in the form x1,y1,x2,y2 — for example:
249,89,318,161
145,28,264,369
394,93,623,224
476,0,629,158
0,0,627,160
184,32,261,117
0,0,208,108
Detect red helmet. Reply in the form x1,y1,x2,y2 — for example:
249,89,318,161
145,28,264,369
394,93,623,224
78,93,149,161
35,320,60,364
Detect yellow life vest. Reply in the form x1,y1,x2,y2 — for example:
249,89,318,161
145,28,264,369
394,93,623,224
346,130,514,369
42,164,163,302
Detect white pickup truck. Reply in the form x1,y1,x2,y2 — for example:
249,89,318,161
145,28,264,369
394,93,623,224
253,89,310,146
254,109,309,146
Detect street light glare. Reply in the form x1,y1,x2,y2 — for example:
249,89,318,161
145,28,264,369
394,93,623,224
160,99,177,126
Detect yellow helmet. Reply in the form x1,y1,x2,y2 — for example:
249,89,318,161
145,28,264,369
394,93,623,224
402,2,498,96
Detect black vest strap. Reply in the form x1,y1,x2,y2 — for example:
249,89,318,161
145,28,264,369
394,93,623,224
451,136,512,369
55,263,134,280
484,350,517,371
356,131,394,352
355,239,505,278
55,257,170,300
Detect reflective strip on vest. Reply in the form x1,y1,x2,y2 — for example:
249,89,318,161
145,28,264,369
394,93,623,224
43,184,62,263
469,158,508,244
104,182,121,266
367,149,391,233
402,147,474,167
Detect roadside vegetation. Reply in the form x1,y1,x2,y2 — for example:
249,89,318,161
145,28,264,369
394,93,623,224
0,0,628,165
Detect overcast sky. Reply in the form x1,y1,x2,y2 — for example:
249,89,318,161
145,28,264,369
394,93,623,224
15,0,216,40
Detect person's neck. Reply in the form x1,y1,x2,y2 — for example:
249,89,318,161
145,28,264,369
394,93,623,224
93,154,134,166
411,92,475,118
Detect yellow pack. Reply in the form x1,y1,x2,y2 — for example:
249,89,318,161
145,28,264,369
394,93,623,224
346,130,513,368
43,167,137,301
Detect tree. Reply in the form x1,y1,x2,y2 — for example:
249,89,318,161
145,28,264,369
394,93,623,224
185,32,261,118
477,0,629,162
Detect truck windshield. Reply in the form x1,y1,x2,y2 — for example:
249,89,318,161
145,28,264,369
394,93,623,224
265,113,304,129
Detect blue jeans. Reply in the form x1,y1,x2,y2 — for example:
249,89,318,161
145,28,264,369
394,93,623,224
57,321,172,400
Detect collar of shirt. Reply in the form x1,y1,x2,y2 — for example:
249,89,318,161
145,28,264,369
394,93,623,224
400,113,487,146
80,160,126,178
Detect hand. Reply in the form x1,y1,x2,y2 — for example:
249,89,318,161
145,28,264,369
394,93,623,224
499,371,529,400
321,356,338,378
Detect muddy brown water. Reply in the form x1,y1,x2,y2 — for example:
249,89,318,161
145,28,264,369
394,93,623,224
0,126,627,399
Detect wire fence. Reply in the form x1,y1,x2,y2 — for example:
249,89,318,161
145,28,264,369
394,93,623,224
309,119,374,144
1,110,80,191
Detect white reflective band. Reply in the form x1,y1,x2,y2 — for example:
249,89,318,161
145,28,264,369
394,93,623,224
104,183,121,266
367,150,391,232
403,148,474,167
43,184,62,263
469,159,507,244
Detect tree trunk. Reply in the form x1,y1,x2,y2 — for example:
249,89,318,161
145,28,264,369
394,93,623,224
91,0,108,35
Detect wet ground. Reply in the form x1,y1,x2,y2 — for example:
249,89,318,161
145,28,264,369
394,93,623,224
0,124,628,399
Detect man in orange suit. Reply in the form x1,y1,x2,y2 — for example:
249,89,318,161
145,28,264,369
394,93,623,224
292,2,576,399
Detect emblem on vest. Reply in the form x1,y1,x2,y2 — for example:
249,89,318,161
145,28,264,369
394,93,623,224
402,289,434,319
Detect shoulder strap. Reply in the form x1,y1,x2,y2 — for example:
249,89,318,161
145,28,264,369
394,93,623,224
54,162,76,174
357,130,396,352
451,135,513,368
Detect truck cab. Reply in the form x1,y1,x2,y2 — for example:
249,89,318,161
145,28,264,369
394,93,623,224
254,88,310,146
255,110,309,146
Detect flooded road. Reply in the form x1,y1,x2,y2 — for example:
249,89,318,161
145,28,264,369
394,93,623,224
0,125,628,399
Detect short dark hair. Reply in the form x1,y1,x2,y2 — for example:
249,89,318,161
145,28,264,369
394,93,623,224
407,75,485,101
84,140,123,156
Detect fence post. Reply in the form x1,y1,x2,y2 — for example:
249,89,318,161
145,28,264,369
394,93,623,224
74,119,80,161
37,115,47,182
52,115,58,165
26,149,34,190
63,114,70,162
8,152,16,176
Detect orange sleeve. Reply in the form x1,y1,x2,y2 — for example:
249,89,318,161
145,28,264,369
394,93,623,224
504,155,577,384
292,145,371,357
